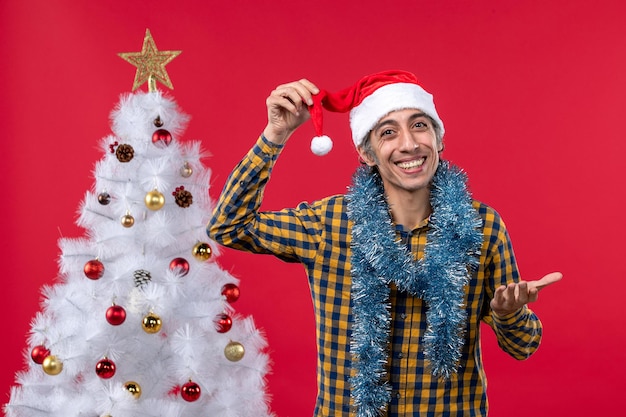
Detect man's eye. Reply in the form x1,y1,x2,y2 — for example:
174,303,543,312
414,121,427,128
380,129,394,137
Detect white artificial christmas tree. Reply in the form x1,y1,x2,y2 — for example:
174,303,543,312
4,30,273,417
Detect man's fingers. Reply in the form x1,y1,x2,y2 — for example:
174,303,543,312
297,78,320,94
274,79,319,106
493,285,506,302
263,78,320,145
491,284,520,316
530,272,563,291
266,93,298,115
494,284,516,301
505,283,516,299
272,87,305,112
517,282,529,304
492,273,560,316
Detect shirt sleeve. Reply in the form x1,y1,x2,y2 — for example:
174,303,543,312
480,205,543,360
206,135,322,264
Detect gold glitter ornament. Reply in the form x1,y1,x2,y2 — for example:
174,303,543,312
121,213,135,228
145,189,165,210
224,341,245,362
118,29,182,92
42,355,63,375
142,313,162,334
124,381,142,398
192,242,212,261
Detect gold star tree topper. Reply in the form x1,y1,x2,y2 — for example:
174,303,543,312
118,29,182,91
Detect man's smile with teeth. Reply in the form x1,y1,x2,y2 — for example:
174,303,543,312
396,157,426,169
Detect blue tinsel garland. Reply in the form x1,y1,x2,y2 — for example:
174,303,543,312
346,161,483,417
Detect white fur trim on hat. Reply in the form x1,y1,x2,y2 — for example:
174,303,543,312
349,83,445,147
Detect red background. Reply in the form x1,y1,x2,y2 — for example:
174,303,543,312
1,1,624,415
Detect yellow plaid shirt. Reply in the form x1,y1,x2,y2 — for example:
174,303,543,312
207,136,542,416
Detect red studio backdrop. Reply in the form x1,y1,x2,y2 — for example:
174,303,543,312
1,1,624,415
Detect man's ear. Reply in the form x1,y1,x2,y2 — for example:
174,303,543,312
357,146,376,167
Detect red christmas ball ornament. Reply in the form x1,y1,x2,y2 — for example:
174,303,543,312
152,128,172,148
221,283,240,304
84,259,105,280
31,345,50,365
214,313,233,333
169,257,190,276
95,358,116,379
106,305,127,325
181,380,201,402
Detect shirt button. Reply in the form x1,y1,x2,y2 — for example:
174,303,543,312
400,313,407,319
397,352,404,359
396,392,402,399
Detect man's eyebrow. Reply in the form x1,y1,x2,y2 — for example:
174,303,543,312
372,111,428,131
372,119,398,132
407,111,428,121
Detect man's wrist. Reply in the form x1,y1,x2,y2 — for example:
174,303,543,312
491,306,525,324
262,126,290,145
260,133,285,149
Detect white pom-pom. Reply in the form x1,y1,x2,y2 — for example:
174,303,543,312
310,135,333,156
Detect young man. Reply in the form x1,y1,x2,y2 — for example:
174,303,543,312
207,70,561,417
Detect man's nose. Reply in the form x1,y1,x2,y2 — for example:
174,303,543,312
398,129,418,151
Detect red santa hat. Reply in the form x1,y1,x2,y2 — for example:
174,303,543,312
308,70,445,156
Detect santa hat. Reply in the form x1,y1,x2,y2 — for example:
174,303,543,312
308,70,445,156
